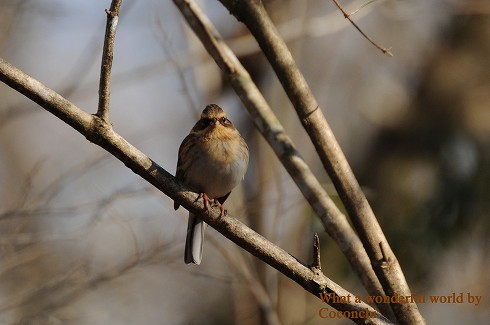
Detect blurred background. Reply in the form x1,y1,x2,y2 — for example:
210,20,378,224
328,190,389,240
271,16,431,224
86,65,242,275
0,0,489,324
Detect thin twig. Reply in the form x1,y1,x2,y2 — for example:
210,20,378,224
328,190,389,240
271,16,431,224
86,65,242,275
97,0,123,123
378,241,391,265
331,0,393,56
172,0,390,318
350,0,378,16
0,57,392,325
311,233,321,271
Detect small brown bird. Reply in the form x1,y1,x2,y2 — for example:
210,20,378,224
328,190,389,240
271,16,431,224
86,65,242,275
174,104,249,264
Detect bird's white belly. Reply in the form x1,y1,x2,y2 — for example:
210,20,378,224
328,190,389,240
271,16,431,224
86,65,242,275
185,152,247,199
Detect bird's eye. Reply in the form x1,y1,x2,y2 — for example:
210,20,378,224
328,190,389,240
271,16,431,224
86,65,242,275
221,117,227,123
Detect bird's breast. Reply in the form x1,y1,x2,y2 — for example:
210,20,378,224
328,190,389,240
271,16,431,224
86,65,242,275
185,137,248,198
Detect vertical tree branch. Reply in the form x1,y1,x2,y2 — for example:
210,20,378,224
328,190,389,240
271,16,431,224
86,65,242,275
311,233,321,271
97,0,123,123
172,0,393,319
217,1,424,324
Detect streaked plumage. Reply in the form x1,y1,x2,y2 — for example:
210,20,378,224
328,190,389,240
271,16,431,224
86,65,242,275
175,104,249,264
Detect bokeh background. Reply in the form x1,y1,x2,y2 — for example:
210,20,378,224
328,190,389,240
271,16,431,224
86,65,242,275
1,0,489,324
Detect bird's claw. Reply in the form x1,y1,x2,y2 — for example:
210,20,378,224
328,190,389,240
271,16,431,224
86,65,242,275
212,199,227,217
198,193,213,211
198,193,227,217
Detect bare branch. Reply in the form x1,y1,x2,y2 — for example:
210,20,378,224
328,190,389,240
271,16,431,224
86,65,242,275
172,0,392,317
311,233,321,271
331,0,393,56
216,1,422,324
96,0,123,123
0,57,392,325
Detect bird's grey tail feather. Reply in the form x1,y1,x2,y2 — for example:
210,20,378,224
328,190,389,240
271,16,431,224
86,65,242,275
184,213,206,264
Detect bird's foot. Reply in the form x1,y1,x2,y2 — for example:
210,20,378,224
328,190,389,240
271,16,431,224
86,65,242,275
198,193,213,211
197,193,227,217
212,199,227,217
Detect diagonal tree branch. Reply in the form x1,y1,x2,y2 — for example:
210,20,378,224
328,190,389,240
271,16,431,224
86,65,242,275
216,1,423,324
0,57,391,325
172,0,394,318
97,0,123,122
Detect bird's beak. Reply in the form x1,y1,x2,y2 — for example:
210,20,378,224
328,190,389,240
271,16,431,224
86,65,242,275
211,118,219,126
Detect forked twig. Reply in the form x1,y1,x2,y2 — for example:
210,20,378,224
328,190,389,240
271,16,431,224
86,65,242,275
331,0,393,56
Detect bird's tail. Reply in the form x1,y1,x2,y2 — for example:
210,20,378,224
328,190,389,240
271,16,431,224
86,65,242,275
184,213,206,264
